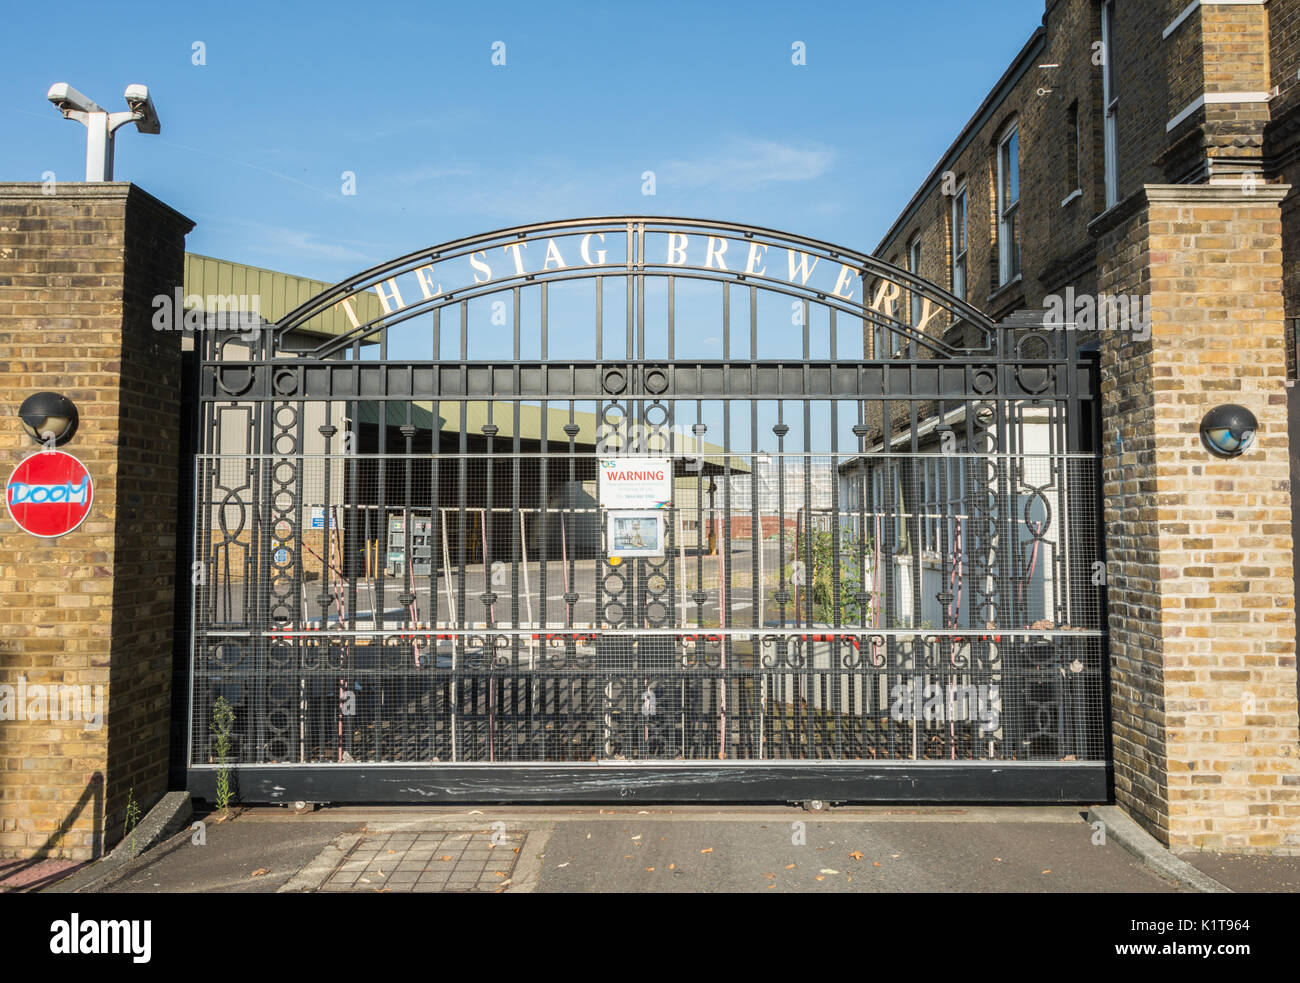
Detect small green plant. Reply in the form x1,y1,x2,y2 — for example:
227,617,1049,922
213,695,235,815
123,786,141,858
787,528,874,624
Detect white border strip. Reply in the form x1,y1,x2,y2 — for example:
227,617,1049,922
1164,0,1267,41
1167,91,1271,132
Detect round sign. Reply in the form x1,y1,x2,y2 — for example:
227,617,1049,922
5,451,94,538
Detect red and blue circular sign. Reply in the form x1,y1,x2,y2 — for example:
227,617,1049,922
5,451,94,538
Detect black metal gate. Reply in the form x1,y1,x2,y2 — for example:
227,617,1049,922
186,218,1107,803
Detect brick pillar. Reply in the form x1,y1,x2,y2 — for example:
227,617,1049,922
0,183,193,860
1095,184,1300,852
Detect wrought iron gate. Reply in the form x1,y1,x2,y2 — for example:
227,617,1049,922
186,218,1107,803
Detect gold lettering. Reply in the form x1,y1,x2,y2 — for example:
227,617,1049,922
373,278,406,315
785,250,819,285
414,265,442,300
502,242,528,276
914,296,943,333
543,238,567,270
871,278,900,314
337,297,361,328
704,236,729,271
665,233,689,266
469,251,492,284
830,264,857,300
581,233,607,265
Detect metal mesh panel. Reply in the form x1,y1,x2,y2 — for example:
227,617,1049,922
190,451,1103,765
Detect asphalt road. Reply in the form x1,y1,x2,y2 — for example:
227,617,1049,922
56,805,1218,894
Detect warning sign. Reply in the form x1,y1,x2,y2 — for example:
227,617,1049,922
598,457,671,509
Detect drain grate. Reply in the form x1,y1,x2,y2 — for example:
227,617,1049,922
321,829,523,893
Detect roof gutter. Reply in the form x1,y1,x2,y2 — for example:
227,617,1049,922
873,25,1047,257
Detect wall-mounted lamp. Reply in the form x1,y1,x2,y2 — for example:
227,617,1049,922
19,392,79,447
1200,404,1257,458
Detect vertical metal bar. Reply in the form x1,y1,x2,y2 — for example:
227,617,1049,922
774,405,791,755
512,288,522,684
430,307,443,757
722,395,734,756
457,304,468,760
595,277,603,362
627,224,636,358
801,392,814,754
400,398,415,759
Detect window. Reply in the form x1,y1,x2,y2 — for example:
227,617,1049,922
920,458,940,554
1065,100,1081,198
908,235,923,325
950,184,967,302
873,320,892,359
997,125,1021,285
873,263,903,358
870,467,905,550
1101,0,1119,208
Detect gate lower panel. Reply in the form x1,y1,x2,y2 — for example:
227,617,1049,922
187,761,1109,804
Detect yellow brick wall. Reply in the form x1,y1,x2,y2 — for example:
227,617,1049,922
0,183,192,859
1097,183,1300,852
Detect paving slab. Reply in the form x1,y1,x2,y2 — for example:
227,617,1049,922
1178,852,1300,894
315,828,525,893
0,859,88,893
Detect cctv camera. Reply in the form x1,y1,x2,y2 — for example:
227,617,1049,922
123,84,160,134
46,82,104,116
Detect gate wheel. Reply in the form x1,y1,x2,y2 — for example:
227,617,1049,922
802,799,829,813
290,801,320,815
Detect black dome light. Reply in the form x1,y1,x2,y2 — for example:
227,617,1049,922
1199,404,1257,458
18,391,79,447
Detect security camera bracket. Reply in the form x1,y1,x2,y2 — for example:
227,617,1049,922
46,82,160,181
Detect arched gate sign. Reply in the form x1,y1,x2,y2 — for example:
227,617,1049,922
187,217,1106,803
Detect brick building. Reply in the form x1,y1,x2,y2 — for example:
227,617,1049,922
875,0,1300,851
878,0,1288,322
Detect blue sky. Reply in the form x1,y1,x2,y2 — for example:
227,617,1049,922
2,0,1044,284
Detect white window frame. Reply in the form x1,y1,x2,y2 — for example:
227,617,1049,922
1102,0,1119,209
870,467,905,548
1067,100,1082,199
873,266,902,359
908,235,923,326
950,183,967,302
921,457,940,556
997,124,1021,286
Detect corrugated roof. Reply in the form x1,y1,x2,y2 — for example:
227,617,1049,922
183,253,384,339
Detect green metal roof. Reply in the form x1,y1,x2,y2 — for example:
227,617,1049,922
183,253,383,339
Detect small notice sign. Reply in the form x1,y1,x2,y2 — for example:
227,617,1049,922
607,510,665,558
598,458,671,509
309,506,337,530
